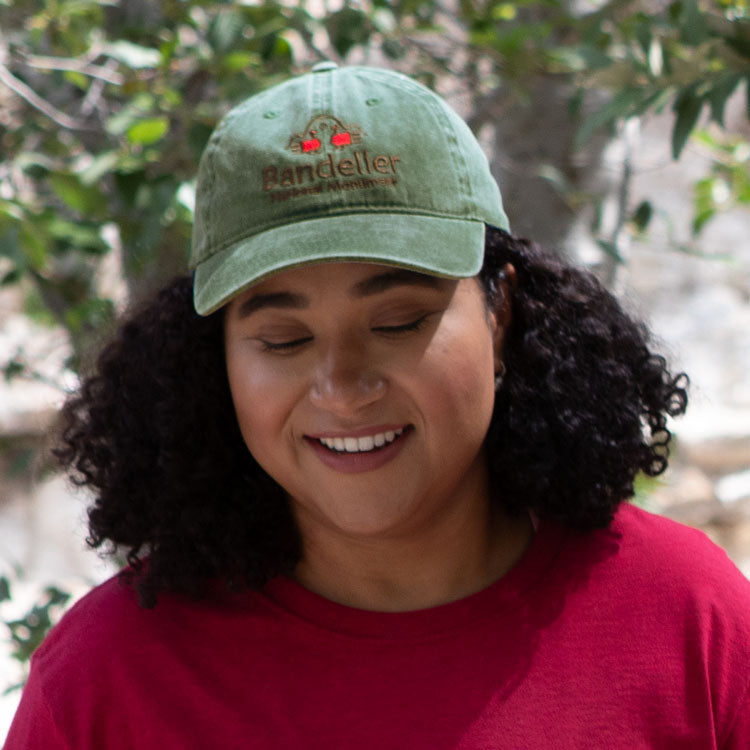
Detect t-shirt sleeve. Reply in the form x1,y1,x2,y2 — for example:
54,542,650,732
3,661,68,750
723,677,750,750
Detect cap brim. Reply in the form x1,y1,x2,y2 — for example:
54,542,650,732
193,212,486,315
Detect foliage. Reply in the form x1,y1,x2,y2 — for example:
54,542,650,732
1,1,748,375
0,574,71,693
691,126,750,232
459,0,750,235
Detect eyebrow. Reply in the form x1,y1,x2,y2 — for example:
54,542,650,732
351,268,444,297
234,268,444,320
235,291,307,320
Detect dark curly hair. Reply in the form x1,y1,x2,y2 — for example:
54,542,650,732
55,226,688,607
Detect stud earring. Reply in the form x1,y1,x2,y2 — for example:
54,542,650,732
494,362,506,391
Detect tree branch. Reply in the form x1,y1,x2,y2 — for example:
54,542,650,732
0,63,91,131
22,54,124,85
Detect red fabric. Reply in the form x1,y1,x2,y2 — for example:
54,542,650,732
5,504,750,749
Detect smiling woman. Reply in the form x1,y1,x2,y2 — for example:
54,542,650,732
5,65,750,749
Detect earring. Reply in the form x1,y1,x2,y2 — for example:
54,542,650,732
494,362,506,391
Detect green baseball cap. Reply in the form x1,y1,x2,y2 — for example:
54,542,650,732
190,63,509,315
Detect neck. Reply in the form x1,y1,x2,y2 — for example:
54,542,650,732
291,497,533,613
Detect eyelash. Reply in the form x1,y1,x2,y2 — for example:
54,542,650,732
258,315,430,353
373,315,430,336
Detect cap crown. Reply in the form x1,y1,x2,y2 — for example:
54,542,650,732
190,65,507,270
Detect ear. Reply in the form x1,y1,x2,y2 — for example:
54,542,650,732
491,263,516,372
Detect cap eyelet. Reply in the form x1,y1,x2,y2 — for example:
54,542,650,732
263,110,279,119
366,97,380,106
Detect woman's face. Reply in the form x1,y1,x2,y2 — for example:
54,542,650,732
224,262,505,543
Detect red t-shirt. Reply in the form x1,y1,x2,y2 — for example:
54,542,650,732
5,503,750,749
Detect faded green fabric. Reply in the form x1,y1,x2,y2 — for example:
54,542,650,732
190,64,508,315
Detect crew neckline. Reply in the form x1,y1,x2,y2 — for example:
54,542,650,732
261,518,567,640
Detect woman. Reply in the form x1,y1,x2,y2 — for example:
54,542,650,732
6,64,749,749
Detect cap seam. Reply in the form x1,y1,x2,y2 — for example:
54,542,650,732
356,71,476,210
200,110,239,252
422,89,474,208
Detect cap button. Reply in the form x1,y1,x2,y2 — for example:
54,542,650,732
311,61,338,73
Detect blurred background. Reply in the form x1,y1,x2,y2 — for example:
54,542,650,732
1,0,749,738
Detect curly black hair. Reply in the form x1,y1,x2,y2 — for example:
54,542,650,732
55,226,687,607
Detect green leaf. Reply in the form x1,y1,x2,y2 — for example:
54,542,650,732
692,176,718,234
491,3,518,21
3,359,25,382
105,40,161,69
631,200,653,232
268,35,293,65
14,152,53,179
114,170,147,208
63,70,88,90
50,173,107,215
1,268,22,286
725,35,750,60
536,164,572,195
47,217,108,254
548,44,612,72
575,89,645,149
64,298,115,334
106,105,141,136
209,9,245,53
79,151,119,185
381,38,406,60
635,21,652,58
326,7,373,57
596,239,624,264
222,51,258,73
672,85,705,158
678,0,706,45
708,74,743,126
19,222,48,270
0,576,11,602
127,117,169,145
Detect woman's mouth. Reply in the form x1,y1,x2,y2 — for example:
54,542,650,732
305,426,412,473
316,428,404,454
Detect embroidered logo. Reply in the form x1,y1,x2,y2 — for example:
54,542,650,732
262,113,400,202
287,115,363,154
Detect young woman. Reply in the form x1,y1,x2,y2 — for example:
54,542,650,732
6,64,749,749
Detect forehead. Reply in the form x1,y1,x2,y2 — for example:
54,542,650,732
259,261,445,289
230,262,453,304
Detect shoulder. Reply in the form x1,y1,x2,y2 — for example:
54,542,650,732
551,502,750,624
610,502,749,593
561,503,750,638
31,572,284,680
31,574,151,677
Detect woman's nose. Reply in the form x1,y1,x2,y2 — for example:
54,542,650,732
308,343,386,415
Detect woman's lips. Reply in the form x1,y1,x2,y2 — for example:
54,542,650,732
304,426,412,474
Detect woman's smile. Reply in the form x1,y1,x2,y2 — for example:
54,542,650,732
304,425,413,474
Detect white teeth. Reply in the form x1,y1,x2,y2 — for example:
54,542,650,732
318,428,404,454
357,436,375,451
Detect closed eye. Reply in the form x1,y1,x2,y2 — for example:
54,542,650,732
373,314,431,336
256,314,431,351
258,337,312,353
